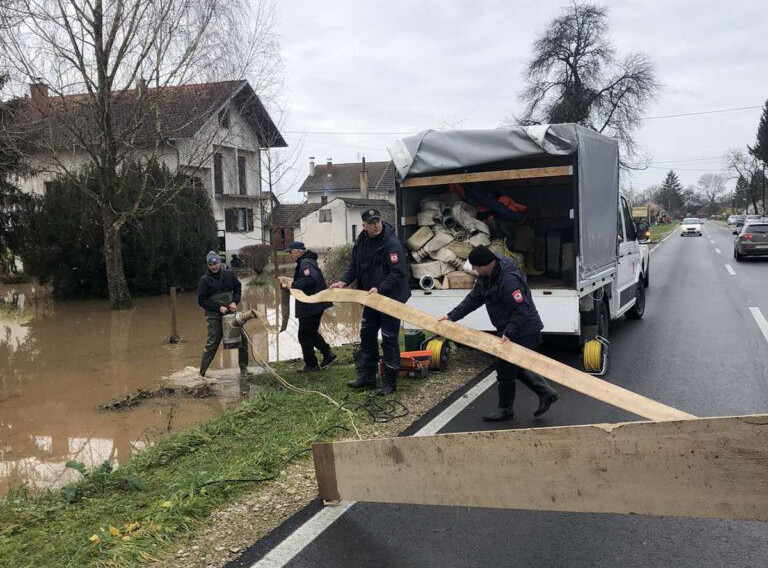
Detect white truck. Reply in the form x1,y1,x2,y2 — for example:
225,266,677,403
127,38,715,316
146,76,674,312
387,124,649,371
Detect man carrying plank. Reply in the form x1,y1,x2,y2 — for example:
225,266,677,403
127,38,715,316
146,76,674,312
439,245,559,421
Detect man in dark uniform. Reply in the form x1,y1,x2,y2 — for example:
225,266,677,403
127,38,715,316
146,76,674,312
197,250,249,378
286,241,336,372
329,208,411,395
439,246,559,420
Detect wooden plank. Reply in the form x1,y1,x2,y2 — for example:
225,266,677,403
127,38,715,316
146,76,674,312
279,278,693,422
313,415,768,521
401,166,573,188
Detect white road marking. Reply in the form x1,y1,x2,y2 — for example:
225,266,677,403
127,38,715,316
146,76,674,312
649,229,676,255
749,307,768,346
250,371,498,567
725,264,736,275
710,239,715,243
715,248,721,254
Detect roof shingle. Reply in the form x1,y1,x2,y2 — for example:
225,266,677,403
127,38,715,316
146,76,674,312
298,161,395,193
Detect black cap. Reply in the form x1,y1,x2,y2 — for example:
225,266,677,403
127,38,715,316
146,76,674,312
468,245,496,267
361,208,382,222
285,241,306,251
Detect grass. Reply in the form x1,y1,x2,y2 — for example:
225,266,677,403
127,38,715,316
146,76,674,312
0,344,449,567
649,222,680,243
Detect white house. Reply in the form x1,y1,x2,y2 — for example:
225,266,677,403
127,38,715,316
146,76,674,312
297,197,395,250
13,80,285,256
298,158,396,205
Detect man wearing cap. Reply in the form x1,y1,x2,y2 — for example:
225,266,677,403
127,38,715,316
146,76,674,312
286,241,336,372
329,209,411,395
197,250,249,378
438,245,559,420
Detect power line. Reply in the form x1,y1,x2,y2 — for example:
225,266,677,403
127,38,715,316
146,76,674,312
281,104,763,136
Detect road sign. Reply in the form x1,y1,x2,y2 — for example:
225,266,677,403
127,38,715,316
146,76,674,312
632,205,649,218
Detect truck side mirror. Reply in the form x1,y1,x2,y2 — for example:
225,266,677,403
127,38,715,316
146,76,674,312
636,222,650,243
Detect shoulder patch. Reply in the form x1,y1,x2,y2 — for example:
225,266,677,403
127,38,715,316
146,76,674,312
389,252,399,264
303,268,311,276
512,289,524,303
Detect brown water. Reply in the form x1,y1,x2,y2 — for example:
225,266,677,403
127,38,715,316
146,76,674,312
0,282,361,494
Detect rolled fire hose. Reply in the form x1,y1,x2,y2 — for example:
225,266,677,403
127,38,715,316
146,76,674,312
441,214,457,230
452,201,490,235
410,260,444,279
412,231,454,262
445,240,473,259
419,275,435,290
406,226,434,251
417,211,440,226
468,232,491,247
429,247,474,274
420,198,442,212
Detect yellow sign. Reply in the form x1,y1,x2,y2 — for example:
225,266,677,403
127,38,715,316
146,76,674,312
632,206,649,218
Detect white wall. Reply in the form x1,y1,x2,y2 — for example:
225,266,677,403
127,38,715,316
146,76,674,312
298,201,388,250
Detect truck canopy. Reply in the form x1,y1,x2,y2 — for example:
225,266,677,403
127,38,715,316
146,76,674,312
388,124,619,280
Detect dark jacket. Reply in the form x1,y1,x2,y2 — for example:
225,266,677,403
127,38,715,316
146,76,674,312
197,267,242,313
341,222,411,303
291,250,333,318
447,255,543,339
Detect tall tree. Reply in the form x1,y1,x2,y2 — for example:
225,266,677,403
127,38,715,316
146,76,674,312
697,173,726,216
517,1,659,166
725,149,762,214
734,174,750,213
658,170,683,215
0,0,282,308
748,99,768,215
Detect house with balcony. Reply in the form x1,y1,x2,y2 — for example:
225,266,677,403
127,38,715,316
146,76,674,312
13,79,285,256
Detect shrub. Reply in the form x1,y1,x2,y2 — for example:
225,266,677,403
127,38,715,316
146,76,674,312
322,243,353,283
239,244,272,274
21,162,218,299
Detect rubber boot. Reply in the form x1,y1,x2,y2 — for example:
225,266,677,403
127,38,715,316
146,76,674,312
320,351,337,368
347,366,377,389
534,390,559,418
375,367,398,396
482,382,516,422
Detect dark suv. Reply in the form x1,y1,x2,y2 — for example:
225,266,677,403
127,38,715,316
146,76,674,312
734,223,768,261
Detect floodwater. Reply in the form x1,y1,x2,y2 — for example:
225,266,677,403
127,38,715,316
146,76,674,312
0,281,361,495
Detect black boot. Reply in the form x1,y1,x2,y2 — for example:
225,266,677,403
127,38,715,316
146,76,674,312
298,364,320,373
320,351,337,368
375,367,398,396
483,382,516,422
347,366,377,389
534,390,559,418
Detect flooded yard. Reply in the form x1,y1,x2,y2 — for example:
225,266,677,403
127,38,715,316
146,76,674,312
0,281,361,495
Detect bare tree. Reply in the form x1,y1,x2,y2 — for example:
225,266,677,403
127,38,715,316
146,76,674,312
696,173,726,216
516,1,659,167
724,149,763,214
0,0,282,308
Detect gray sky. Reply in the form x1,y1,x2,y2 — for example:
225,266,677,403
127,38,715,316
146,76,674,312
274,0,768,202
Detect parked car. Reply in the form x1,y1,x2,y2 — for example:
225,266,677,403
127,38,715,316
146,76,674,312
680,218,703,237
734,223,768,261
727,215,744,226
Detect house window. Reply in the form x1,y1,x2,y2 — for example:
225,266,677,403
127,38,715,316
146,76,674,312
225,207,254,233
187,176,202,192
218,108,230,128
238,155,247,195
351,224,357,240
319,210,332,223
213,153,223,195
321,195,328,205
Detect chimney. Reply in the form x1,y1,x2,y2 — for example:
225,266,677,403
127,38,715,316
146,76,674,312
30,82,48,105
309,157,315,177
359,156,369,199
326,158,332,180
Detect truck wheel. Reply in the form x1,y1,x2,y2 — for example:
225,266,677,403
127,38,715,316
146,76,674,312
643,263,650,288
625,284,645,320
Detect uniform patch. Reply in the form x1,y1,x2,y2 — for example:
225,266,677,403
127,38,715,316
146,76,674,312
512,289,524,303
389,252,399,263
303,268,311,276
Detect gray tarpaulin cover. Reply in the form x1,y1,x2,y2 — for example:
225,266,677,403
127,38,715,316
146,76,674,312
387,124,619,279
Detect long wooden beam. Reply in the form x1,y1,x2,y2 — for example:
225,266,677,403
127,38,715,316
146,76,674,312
401,166,573,188
313,415,768,521
279,279,693,422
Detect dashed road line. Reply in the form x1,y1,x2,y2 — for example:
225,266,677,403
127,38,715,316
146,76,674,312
715,248,721,254
749,307,768,346
725,264,736,275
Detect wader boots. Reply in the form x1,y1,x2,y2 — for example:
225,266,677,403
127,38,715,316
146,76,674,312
483,382,516,421
347,348,377,389
375,366,398,396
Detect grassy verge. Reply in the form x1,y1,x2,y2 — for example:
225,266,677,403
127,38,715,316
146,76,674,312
649,222,680,243
0,343,484,567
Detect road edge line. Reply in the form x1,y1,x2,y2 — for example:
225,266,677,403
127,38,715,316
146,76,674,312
749,307,768,346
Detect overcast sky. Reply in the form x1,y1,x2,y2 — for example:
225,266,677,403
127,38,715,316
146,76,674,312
272,0,768,202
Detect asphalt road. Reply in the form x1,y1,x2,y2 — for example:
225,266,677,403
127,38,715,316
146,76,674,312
230,222,768,568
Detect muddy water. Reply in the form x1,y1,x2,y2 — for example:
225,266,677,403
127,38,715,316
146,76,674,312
0,282,361,494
